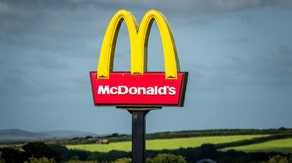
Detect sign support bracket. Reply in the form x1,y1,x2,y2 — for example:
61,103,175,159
117,107,161,163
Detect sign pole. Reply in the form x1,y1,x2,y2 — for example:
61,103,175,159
129,110,148,163
122,107,160,163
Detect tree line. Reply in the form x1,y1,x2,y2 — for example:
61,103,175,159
1,142,292,162
60,127,292,145
1,128,292,162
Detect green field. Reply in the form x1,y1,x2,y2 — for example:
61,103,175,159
66,135,266,153
221,138,292,154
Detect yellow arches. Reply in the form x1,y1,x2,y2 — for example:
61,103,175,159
97,10,180,79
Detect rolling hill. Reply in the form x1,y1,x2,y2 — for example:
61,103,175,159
0,129,98,142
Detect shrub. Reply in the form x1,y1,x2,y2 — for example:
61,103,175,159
267,155,289,163
147,153,187,163
112,157,132,163
23,156,56,163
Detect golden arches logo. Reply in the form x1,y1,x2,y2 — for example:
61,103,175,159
97,10,180,79
90,10,188,106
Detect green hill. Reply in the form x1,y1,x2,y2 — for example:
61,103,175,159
0,129,98,142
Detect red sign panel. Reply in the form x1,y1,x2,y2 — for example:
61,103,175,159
90,72,188,106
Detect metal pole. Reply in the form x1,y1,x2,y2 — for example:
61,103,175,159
118,107,160,163
130,110,148,163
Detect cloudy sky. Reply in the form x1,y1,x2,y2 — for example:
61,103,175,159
1,0,292,134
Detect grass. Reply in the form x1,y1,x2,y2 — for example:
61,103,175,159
221,138,292,154
67,142,131,152
66,135,265,153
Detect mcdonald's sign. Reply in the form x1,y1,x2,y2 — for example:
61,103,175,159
90,10,188,106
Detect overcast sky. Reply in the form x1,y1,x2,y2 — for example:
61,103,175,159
1,0,292,134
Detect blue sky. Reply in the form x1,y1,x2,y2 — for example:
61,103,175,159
1,0,292,134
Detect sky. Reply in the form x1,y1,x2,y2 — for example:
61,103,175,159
1,0,292,135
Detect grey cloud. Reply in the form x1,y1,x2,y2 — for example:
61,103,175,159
228,45,292,86
0,0,108,56
2,0,290,40
86,0,292,12
257,45,292,84
3,0,291,18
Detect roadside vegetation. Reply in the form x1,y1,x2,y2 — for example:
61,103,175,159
1,128,292,162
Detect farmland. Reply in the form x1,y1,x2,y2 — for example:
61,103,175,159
1,128,292,162
221,138,292,154
66,128,292,155
67,135,267,152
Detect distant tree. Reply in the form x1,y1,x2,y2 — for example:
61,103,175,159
0,147,24,162
278,127,287,131
112,133,119,137
102,150,130,161
48,144,70,161
68,155,80,161
87,152,103,161
85,136,93,139
22,142,60,162
198,144,218,160
0,151,5,163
